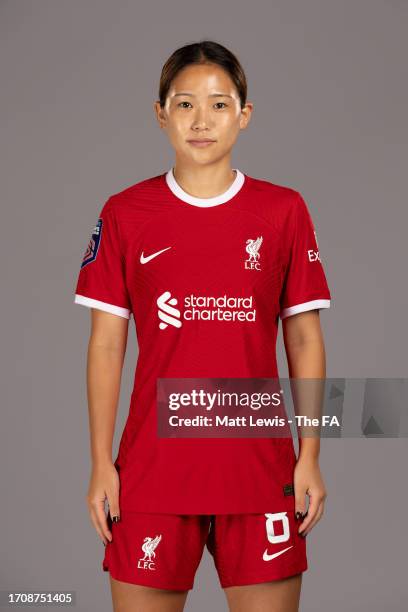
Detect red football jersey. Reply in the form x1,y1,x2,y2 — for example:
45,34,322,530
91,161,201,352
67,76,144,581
74,168,331,514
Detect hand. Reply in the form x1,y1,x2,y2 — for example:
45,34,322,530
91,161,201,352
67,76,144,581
86,461,120,545
294,456,327,537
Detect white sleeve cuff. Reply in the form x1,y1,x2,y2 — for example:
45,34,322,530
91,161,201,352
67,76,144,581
280,298,330,319
74,294,131,319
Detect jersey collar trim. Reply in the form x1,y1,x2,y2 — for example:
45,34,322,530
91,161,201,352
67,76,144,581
165,167,245,207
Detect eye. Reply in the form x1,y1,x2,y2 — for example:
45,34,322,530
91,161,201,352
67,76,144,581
214,102,228,109
177,101,192,108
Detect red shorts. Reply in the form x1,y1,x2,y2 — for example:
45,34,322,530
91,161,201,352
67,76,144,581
102,505,307,590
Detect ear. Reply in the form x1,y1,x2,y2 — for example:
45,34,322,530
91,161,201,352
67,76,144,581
240,101,253,129
153,100,166,128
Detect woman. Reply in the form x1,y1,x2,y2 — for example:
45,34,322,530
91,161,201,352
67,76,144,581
74,40,331,612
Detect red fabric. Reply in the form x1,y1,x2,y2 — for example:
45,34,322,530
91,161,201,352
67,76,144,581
74,171,331,513
102,506,307,589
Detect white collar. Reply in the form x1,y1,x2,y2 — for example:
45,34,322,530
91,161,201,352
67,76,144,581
165,167,245,207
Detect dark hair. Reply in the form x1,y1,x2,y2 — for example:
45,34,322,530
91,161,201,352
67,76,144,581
158,40,247,109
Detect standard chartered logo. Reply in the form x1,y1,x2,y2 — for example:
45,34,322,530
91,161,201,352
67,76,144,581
157,291,256,330
157,291,182,330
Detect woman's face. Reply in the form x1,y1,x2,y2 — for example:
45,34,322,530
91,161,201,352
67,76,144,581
155,63,252,166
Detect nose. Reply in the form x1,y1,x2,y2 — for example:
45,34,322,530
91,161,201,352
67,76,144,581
191,106,212,131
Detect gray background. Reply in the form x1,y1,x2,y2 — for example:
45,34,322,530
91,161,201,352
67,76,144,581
1,0,407,610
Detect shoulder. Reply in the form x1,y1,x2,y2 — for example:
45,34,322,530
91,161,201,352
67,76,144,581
246,173,298,196
101,173,165,217
245,173,303,208
243,173,306,229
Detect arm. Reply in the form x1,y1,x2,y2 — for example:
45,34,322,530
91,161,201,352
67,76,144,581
282,309,328,536
86,308,129,545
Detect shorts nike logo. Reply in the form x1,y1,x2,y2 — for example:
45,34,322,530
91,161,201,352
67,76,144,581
140,246,172,264
262,545,293,562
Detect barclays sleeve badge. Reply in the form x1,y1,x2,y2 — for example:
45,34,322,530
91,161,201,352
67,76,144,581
81,218,103,268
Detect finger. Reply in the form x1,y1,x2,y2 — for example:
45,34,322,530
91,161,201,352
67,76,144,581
94,499,113,542
107,492,121,523
301,500,325,536
106,477,121,523
89,506,109,545
89,497,112,543
298,492,320,533
294,490,308,521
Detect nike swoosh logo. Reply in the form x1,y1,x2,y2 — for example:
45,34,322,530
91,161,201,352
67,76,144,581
140,246,172,264
262,545,293,562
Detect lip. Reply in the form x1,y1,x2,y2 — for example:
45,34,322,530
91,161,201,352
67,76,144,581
187,139,216,147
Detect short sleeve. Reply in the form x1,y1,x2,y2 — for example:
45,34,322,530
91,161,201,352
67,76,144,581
279,192,331,319
73,199,132,319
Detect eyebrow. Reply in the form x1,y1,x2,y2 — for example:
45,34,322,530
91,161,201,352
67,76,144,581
172,92,234,99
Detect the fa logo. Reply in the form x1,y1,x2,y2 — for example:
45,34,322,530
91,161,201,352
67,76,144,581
137,534,162,571
245,236,263,271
